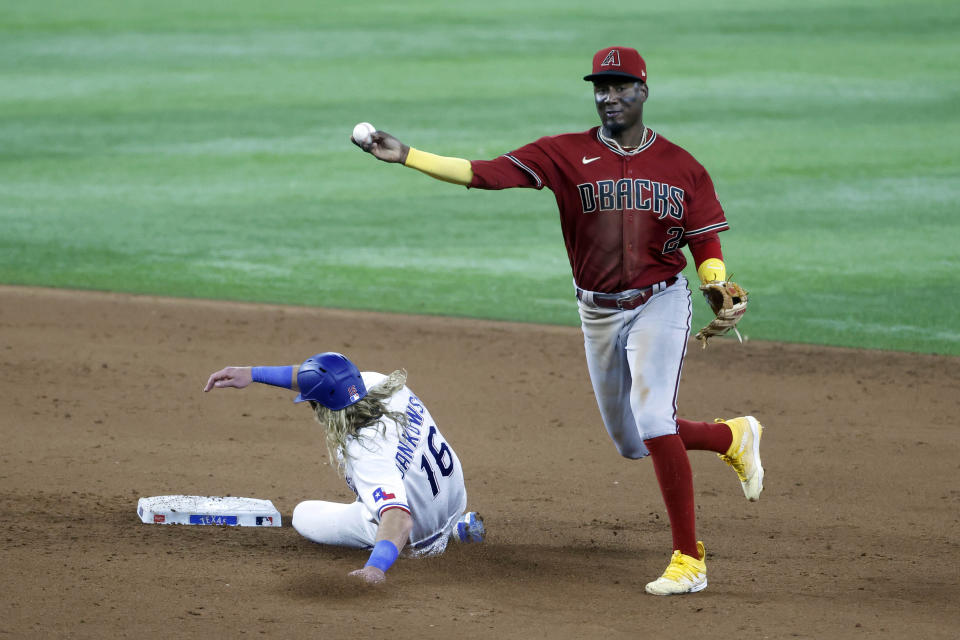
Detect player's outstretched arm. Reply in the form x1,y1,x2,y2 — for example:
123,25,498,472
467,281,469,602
204,366,253,391
352,127,473,186
203,365,298,392
351,130,410,164
349,508,414,585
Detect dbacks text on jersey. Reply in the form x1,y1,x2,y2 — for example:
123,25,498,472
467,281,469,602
577,179,685,218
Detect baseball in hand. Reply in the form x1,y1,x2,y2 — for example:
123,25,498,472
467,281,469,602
352,122,376,144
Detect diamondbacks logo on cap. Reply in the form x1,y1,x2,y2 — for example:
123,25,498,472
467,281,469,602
601,49,621,68
347,385,360,403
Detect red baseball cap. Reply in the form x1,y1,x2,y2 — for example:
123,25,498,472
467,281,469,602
583,46,647,83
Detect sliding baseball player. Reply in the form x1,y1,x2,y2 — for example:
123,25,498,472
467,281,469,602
204,351,485,584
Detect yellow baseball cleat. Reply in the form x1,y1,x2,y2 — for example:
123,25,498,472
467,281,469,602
644,541,707,595
717,416,764,501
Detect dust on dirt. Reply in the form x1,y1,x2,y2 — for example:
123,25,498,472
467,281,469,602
1,285,958,639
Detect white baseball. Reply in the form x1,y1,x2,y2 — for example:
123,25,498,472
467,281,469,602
352,122,376,144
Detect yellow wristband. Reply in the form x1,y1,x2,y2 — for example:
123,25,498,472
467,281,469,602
697,258,726,284
404,148,473,185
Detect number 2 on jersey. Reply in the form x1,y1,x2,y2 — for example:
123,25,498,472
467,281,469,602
420,425,454,497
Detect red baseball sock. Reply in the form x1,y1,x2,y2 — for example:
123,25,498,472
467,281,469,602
677,418,733,454
644,434,698,557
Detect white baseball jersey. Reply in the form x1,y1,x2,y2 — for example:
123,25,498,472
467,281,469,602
341,372,467,547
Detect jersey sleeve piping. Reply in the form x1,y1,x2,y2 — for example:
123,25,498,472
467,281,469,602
378,503,411,519
503,154,543,188
685,221,729,237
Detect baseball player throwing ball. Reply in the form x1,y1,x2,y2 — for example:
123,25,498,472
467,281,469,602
203,352,485,585
353,46,764,595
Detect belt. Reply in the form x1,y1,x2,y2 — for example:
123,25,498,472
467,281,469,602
576,276,678,310
412,531,444,550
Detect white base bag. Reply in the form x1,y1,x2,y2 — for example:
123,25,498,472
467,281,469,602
137,495,281,527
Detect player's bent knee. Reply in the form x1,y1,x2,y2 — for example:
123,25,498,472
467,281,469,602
612,442,650,459
291,500,329,537
291,501,309,535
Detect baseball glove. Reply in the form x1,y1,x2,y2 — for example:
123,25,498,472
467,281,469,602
695,281,749,347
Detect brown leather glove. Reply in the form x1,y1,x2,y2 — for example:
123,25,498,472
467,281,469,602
695,281,749,348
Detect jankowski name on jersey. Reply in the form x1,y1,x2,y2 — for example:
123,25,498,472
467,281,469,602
394,394,426,477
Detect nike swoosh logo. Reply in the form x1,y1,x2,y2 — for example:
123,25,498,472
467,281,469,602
582,156,601,164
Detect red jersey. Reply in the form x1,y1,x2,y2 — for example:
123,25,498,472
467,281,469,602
469,127,728,293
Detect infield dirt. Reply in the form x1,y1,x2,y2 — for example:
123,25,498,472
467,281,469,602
1,285,958,639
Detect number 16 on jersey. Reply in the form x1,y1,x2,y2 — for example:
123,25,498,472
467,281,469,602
420,425,454,497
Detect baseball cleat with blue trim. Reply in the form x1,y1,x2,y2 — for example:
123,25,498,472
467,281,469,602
717,416,764,501
455,512,485,543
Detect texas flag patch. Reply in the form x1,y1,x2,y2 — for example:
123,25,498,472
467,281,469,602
372,487,396,502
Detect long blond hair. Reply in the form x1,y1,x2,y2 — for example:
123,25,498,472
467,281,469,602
309,369,409,472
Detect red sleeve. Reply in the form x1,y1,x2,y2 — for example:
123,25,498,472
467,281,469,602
684,163,728,240
689,236,723,266
469,139,553,191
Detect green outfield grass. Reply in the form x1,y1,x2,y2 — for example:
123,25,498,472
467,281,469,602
1,0,958,354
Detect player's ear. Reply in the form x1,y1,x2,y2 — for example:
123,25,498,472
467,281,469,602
638,82,649,102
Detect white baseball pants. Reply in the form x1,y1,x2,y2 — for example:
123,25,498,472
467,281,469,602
291,499,451,556
292,500,379,548
577,274,692,459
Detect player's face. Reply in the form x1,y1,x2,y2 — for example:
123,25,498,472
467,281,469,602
593,80,647,134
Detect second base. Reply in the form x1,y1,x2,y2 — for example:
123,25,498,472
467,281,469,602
137,495,282,527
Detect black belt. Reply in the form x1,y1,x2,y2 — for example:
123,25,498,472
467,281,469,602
576,276,678,310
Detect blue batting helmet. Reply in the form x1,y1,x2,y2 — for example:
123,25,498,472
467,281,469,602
293,352,367,410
